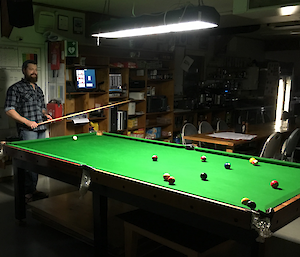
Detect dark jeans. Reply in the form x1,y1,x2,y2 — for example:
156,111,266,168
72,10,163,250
19,130,46,194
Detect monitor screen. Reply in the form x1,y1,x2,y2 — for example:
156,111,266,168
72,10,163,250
75,69,96,90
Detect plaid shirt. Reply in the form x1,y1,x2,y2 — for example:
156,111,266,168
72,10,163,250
4,78,47,132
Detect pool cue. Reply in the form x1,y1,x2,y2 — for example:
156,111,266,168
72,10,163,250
37,99,131,126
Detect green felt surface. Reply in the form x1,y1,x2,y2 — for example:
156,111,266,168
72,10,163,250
8,132,300,212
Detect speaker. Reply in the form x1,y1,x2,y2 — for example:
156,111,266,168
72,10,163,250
6,0,34,28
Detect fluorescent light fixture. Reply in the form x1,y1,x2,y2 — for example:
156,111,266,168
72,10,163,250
91,5,220,39
284,77,291,112
275,79,284,131
280,5,299,16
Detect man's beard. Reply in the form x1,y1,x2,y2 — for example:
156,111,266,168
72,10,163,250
25,74,38,83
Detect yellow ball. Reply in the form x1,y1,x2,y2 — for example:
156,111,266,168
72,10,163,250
249,157,255,163
241,197,250,205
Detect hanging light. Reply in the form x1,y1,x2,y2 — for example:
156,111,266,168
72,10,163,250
91,5,220,39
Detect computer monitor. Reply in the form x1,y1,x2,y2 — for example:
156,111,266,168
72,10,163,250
75,69,96,90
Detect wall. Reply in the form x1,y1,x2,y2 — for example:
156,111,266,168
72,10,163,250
227,36,265,61
265,50,300,95
0,4,87,177
0,3,90,139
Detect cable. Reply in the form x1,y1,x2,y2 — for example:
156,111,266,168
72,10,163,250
131,1,136,17
102,0,110,14
103,0,107,14
163,2,194,25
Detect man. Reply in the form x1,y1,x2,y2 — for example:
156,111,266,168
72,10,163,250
4,60,52,203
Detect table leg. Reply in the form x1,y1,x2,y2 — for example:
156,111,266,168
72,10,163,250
13,164,26,221
93,191,108,256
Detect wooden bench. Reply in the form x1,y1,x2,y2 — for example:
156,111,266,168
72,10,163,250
118,209,231,257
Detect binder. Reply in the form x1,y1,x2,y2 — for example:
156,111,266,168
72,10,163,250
109,106,118,132
122,110,128,130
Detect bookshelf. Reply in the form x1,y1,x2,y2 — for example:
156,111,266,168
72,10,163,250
49,47,175,142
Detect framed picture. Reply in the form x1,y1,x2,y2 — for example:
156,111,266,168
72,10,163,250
73,17,83,34
58,15,68,31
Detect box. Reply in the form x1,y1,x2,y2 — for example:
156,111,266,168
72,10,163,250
47,103,63,118
122,62,137,68
128,118,138,129
128,102,136,115
131,128,144,138
110,62,124,68
145,127,161,139
129,92,145,100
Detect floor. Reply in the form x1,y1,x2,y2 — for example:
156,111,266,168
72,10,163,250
0,176,95,257
1,174,300,257
0,175,197,257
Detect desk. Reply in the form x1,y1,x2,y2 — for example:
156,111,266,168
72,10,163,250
184,123,291,153
4,132,300,256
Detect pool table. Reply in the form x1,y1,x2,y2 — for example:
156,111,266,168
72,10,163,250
4,132,300,256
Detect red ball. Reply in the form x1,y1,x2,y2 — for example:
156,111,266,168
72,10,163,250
251,159,258,165
152,155,158,161
201,156,206,162
168,176,175,185
270,180,279,189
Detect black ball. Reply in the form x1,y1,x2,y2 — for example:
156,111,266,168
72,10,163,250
247,201,256,210
200,172,207,180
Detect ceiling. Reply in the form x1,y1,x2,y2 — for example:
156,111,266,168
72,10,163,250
33,0,300,39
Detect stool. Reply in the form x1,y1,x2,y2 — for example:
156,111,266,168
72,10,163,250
118,209,229,257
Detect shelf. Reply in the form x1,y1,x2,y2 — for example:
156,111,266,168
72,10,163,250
146,123,172,129
66,91,107,96
129,88,146,92
66,64,108,69
66,92,87,96
129,99,146,102
147,79,173,83
128,113,145,118
89,91,107,95
156,136,171,140
109,96,128,100
66,120,89,124
89,117,106,121
127,126,145,131
146,111,172,116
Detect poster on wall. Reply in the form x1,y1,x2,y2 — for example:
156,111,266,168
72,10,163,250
0,46,18,67
18,47,40,67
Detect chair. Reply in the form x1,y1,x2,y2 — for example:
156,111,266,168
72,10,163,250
259,132,282,158
216,120,230,132
198,121,214,148
280,128,300,162
181,123,198,146
198,121,214,134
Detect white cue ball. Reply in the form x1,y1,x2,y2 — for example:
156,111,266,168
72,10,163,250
72,136,78,140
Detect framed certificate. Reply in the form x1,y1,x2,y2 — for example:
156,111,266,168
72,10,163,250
58,15,68,31
73,17,83,34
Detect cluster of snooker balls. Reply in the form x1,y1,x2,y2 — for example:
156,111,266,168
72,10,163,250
152,153,280,211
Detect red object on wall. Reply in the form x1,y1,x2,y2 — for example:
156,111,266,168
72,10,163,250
47,103,63,118
49,42,61,70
